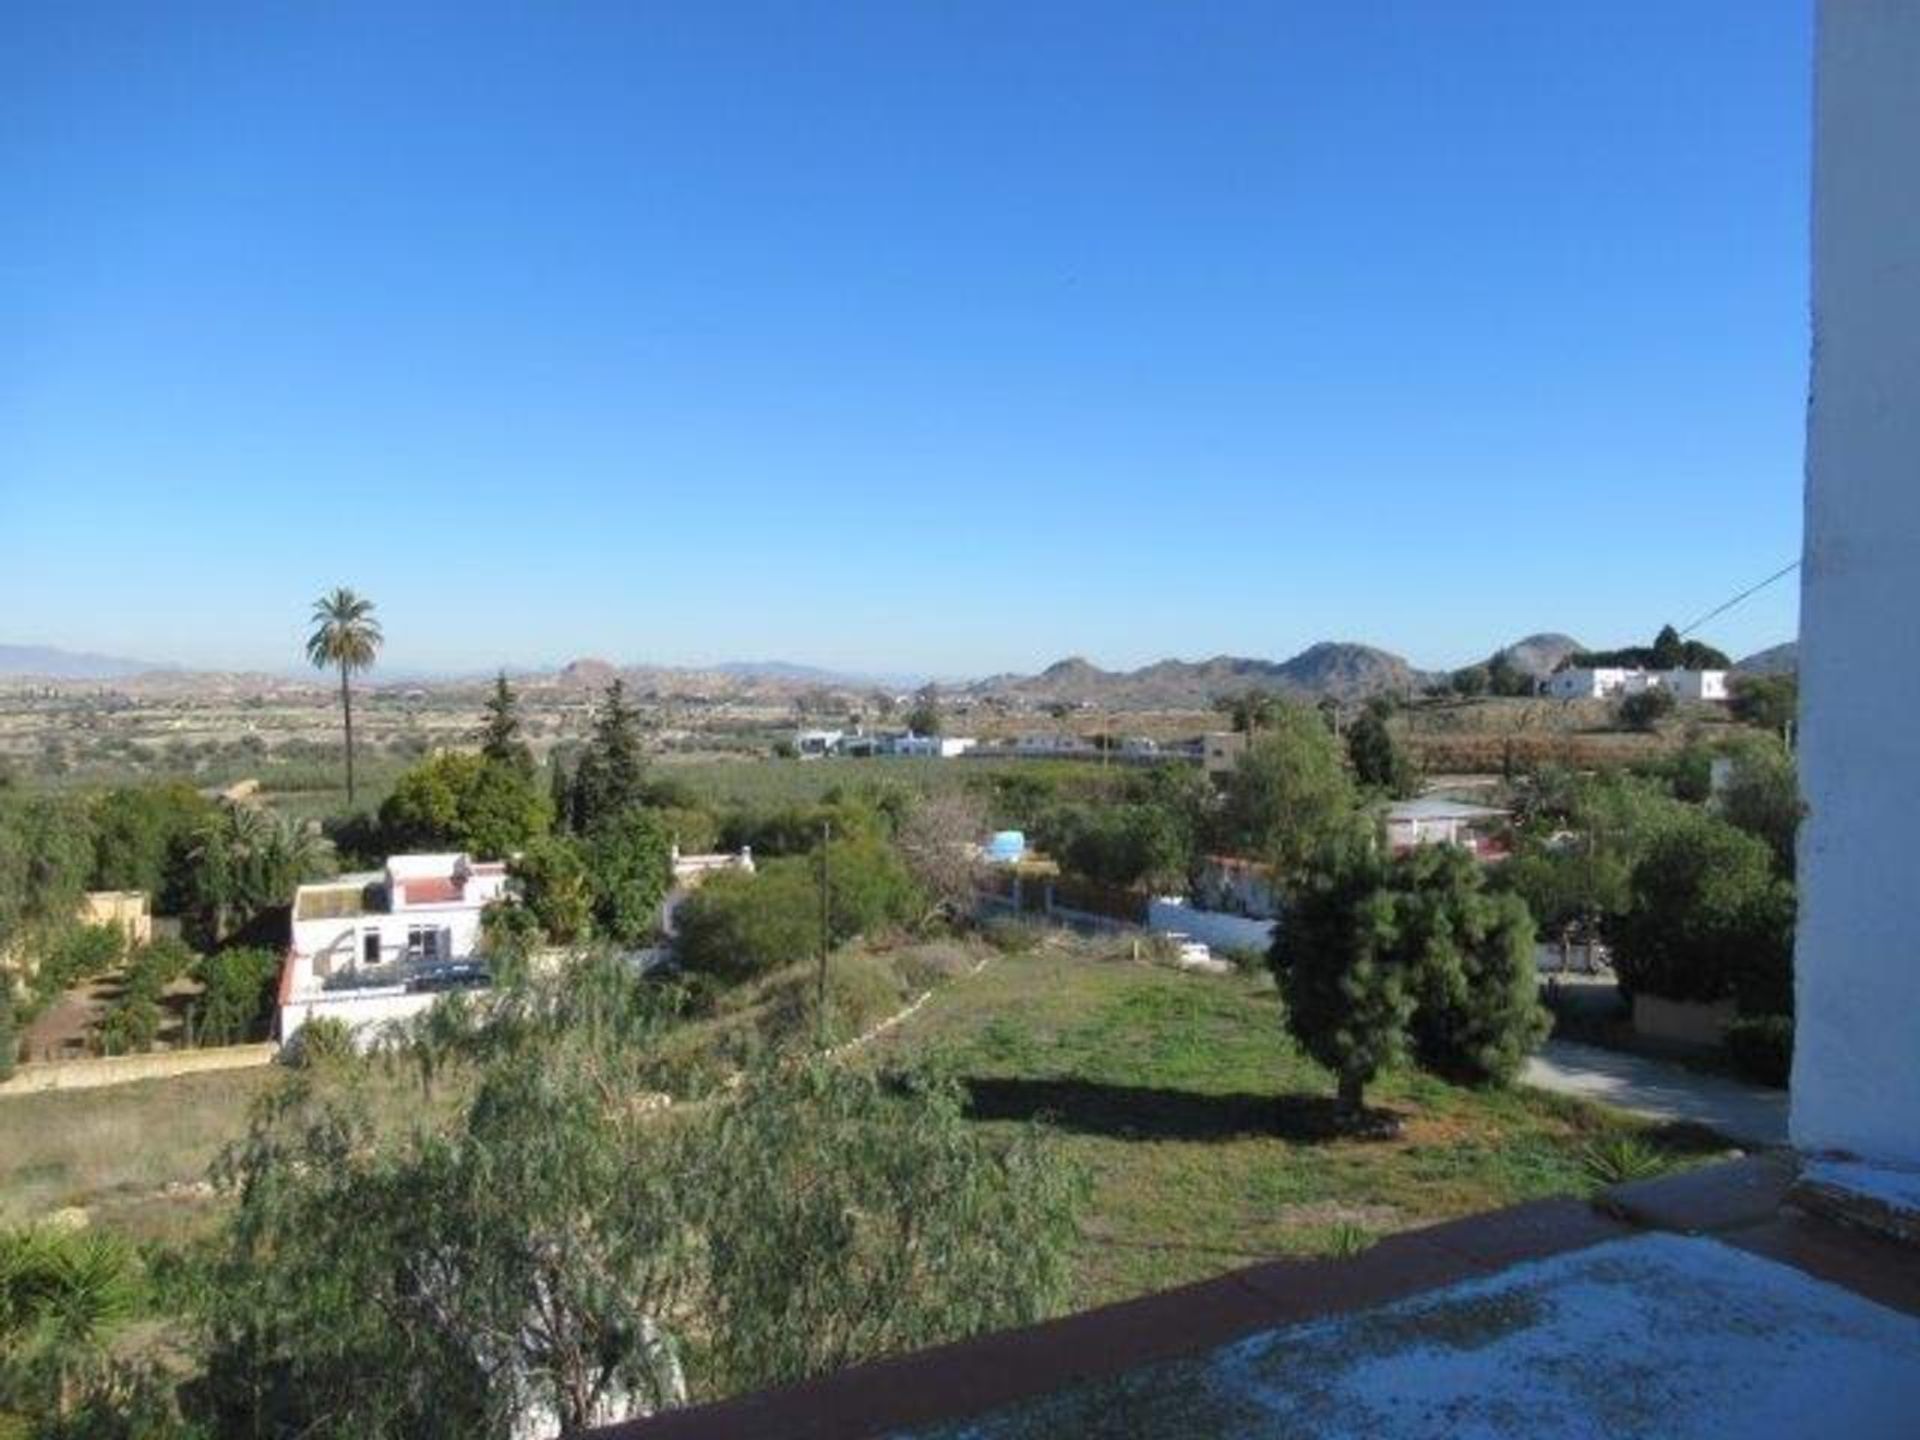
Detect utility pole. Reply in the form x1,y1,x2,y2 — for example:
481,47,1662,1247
816,819,832,1049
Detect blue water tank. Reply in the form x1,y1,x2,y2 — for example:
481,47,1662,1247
987,830,1027,863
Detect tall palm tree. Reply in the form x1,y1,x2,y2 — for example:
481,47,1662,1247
306,587,383,806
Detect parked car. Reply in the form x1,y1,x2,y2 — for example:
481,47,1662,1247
409,961,490,993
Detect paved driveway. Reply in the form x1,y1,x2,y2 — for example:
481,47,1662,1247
1523,1039,1790,1148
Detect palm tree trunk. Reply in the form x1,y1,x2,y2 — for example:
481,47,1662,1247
340,662,356,805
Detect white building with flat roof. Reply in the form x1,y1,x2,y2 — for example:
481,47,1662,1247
279,852,509,1049
1545,667,1728,701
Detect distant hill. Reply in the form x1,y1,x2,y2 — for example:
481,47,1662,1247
0,643,168,680
1496,633,1584,679
1735,641,1798,675
969,642,1423,708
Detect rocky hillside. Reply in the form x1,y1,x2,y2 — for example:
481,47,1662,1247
968,642,1424,708
1735,641,1798,675
1496,632,1584,678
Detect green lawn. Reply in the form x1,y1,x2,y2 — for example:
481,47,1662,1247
862,940,1721,1309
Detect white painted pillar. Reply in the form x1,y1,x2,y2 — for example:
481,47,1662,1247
1792,0,1920,1166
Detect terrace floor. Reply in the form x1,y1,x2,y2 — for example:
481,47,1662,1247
606,1156,1920,1439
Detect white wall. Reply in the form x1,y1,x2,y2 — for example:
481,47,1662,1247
1147,899,1275,956
1792,0,1920,1167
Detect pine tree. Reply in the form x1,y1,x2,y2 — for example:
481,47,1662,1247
569,680,646,832
479,671,534,774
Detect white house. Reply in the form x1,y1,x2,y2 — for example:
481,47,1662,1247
794,728,844,758
1384,797,1509,858
1544,666,1728,701
279,853,509,1049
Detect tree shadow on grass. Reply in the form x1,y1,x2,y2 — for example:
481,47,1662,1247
962,1075,1402,1145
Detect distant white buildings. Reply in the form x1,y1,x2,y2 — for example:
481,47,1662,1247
794,728,977,759
1544,667,1729,702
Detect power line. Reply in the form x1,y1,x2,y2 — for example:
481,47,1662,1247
1678,559,1802,638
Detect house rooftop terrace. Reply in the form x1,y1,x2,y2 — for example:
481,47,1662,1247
602,1157,1920,1440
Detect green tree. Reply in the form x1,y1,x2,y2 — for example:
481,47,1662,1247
1214,690,1279,737
183,803,326,948
1449,665,1490,698
676,836,920,984
304,587,384,806
0,794,95,966
568,681,647,832
904,684,944,737
583,807,672,947
197,957,1080,1437
88,782,216,909
1608,810,1795,1011
1269,848,1416,1113
478,671,535,773
380,752,551,860
1484,652,1533,697
1393,846,1548,1086
1272,844,1548,1112
1718,744,1801,879
1218,704,1362,886
1345,707,1416,797
1729,673,1798,736
193,946,284,1044
508,836,593,945
1650,623,1684,669
695,1062,1082,1394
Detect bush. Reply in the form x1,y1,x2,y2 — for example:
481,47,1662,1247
1616,688,1676,732
291,1016,357,1069
33,924,126,1000
192,946,283,1045
1272,844,1549,1110
1609,811,1794,1007
1270,851,1417,1111
676,837,922,985
1725,1014,1793,1088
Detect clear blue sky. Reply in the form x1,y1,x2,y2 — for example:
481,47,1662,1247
2,2,1811,678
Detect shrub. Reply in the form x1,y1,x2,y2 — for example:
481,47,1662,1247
1724,1014,1793,1089
1270,851,1417,1112
1272,844,1549,1110
1578,1133,1670,1186
676,837,922,985
1608,811,1794,1006
1396,846,1549,1087
1616,688,1676,733
97,996,162,1055
33,924,126,999
291,1016,357,1070
193,946,283,1045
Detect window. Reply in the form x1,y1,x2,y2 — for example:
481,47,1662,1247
406,926,442,963
362,931,380,966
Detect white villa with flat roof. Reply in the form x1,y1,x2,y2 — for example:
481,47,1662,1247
279,852,509,1049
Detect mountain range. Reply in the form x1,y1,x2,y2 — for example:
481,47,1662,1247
2,634,1798,702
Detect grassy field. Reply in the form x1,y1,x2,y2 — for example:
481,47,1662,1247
0,931,1720,1319
861,938,1720,1309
